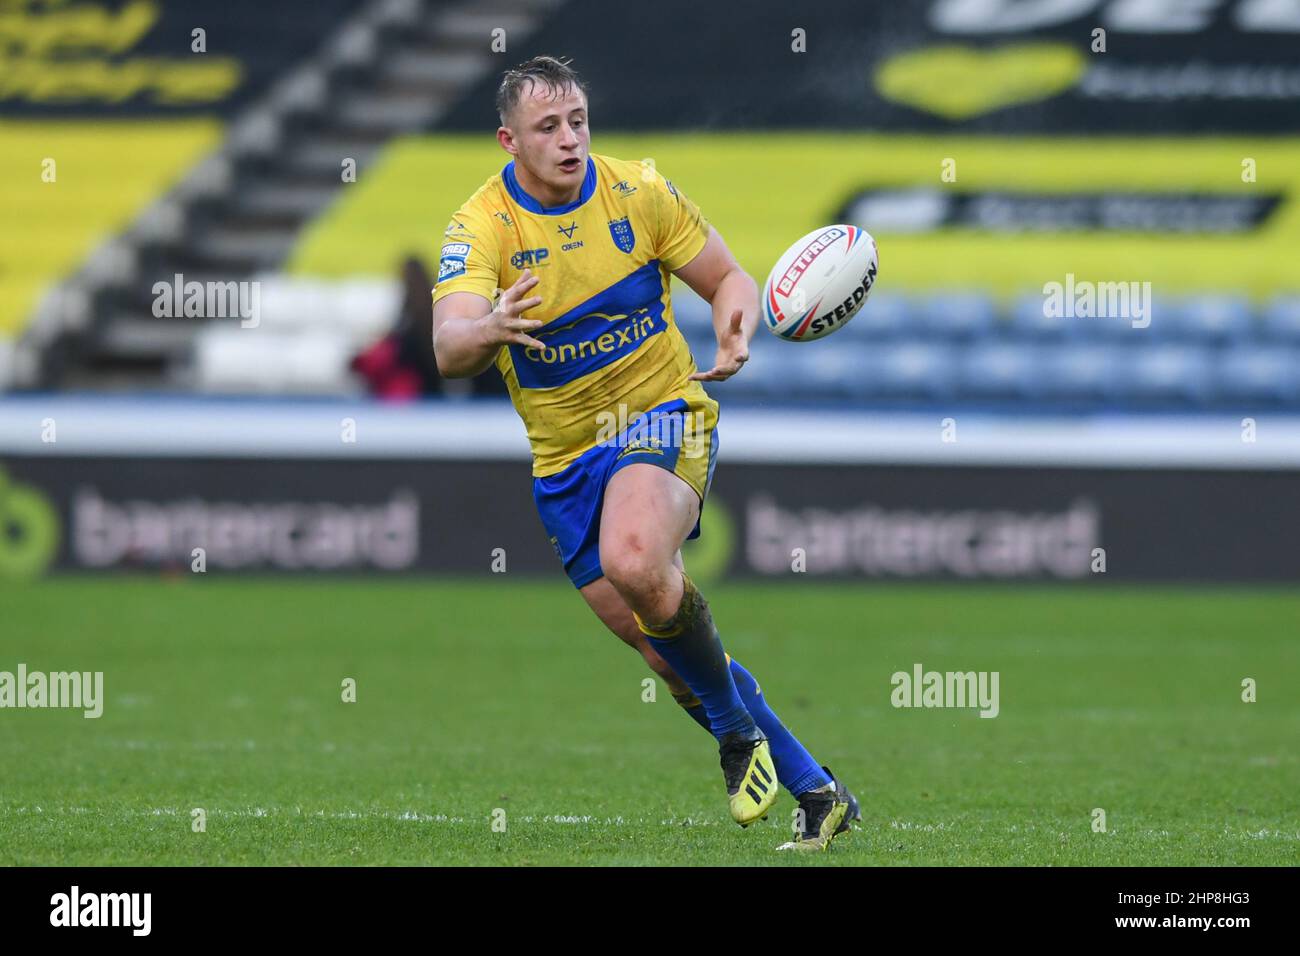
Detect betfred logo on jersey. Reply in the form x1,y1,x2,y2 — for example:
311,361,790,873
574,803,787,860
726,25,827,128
437,241,471,283
775,226,847,297
511,248,550,269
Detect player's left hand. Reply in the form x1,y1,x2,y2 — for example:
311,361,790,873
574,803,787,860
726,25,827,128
690,309,749,381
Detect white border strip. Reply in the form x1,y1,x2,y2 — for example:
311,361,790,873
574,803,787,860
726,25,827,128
0,397,1297,469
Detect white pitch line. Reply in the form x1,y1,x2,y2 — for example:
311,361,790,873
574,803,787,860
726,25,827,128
4,806,1295,840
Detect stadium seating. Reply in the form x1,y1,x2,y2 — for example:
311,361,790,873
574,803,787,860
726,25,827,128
700,286,1300,410
190,275,399,394
958,343,1045,400
1263,296,1300,342
1216,346,1300,403
146,272,1300,408
3,0,1294,415
1037,345,1122,402
840,291,910,339
1116,345,1216,405
1159,295,1253,343
914,293,997,341
0,120,221,341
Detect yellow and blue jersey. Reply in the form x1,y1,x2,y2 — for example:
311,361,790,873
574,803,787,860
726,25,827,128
432,153,717,479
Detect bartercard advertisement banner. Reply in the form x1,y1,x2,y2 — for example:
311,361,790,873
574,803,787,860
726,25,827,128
1,457,1294,582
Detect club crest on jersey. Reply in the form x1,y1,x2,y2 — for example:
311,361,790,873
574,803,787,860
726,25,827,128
608,217,635,254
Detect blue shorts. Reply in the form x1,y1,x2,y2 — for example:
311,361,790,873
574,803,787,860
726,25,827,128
534,395,720,588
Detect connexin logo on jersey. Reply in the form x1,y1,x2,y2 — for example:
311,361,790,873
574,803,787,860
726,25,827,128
510,260,668,389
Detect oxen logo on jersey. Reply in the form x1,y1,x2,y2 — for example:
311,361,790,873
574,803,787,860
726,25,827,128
494,210,515,229
612,180,638,196
510,248,550,269
608,217,636,254
444,220,476,240
559,222,583,252
508,260,666,389
437,241,471,282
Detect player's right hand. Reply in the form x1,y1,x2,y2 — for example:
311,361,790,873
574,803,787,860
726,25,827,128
476,269,546,350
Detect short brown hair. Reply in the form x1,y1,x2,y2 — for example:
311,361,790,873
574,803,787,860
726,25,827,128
495,55,588,126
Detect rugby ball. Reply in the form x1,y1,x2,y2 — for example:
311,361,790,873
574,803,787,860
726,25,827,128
761,224,878,341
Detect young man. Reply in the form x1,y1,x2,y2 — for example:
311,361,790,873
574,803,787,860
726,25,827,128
431,55,858,850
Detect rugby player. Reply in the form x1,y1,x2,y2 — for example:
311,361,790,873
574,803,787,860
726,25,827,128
431,55,858,850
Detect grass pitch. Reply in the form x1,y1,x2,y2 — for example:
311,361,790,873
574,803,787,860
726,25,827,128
1,577,1296,866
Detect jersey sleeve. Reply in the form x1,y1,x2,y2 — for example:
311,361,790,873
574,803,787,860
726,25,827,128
649,169,711,272
432,204,500,308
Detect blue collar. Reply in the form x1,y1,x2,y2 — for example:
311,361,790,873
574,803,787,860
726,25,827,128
501,157,597,215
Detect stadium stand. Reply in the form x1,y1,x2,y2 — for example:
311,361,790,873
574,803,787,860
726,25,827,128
685,288,1300,411
6,0,563,390
190,276,398,394
3,0,1297,415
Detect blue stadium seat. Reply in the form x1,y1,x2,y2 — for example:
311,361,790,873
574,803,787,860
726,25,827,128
958,343,1045,399
1075,304,1154,342
683,328,716,368
914,292,995,340
789,343,864,398
841,290,910,339
858,341,958,400
1157,294,1252,343
671,288,712,328
1023,285,1162,341
1010,291,1079,340
1262,296,1300,342
1037,344,1123,401
1115,345,1215,404
705,372,767,400
694,329,768,400
1031,282,1155,342
732,340,800,399
1215,346,1300,403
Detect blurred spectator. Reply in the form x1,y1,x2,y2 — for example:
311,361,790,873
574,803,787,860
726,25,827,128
351,256,509,400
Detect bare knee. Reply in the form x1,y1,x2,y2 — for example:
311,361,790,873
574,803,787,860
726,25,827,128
602,541,678,621
601,532,657,596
